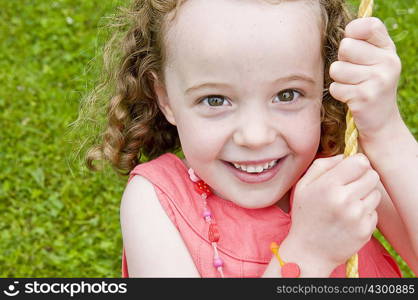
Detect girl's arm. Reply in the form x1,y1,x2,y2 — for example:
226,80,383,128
361,116,418,260
375,178,418,276
120,175,200,277
328,16,418,261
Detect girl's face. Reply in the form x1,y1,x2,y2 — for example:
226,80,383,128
156,0,324,209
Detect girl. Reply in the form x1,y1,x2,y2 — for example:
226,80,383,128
82,0,418,277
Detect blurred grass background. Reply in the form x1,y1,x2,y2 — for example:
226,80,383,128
0,0,416,277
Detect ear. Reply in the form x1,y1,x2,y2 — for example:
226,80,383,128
151,72,177,126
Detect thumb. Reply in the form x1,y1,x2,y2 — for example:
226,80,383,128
299,154,344,186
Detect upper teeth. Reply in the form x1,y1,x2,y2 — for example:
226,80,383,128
233,159,278,173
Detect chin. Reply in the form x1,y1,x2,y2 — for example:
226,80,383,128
229,194,279,209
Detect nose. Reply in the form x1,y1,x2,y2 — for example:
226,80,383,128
232,106,277,149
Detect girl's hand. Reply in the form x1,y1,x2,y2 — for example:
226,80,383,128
287,154,381,268
329,17,402,142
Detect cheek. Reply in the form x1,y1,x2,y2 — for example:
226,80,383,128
176,116,228,162
284,107,322,154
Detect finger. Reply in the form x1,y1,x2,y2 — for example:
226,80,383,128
325,153,371,185
299,154,344,186
329,61,371,85
338,37,386,65
329,80,379,106
358,210,378,241
329,82,356,104
345,17,396,51
344,169,380,200
361,189,382,215
370,210,378,229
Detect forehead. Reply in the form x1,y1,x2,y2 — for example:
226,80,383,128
163,0,323,84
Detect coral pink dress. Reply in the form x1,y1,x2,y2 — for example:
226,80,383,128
121,153,401,277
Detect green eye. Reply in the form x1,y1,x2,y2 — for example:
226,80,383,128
274,89,301,103
202,96,227,106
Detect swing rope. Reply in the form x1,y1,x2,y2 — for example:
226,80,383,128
344,0,374,278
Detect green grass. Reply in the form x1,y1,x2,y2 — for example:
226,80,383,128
0,0,416,277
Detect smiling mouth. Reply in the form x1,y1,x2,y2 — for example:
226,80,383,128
224,158,280,174
221,156,285,184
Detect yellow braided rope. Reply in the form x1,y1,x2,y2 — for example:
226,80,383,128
344,0,374,278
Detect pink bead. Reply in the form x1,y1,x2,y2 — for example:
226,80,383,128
188,168,201,182
213,257,223,268
202,209,212,218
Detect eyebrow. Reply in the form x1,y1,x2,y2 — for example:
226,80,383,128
184,74,317,95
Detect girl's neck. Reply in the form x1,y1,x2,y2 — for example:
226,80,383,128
182,157,291,213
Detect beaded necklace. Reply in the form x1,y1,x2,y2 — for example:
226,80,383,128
188,168,224,278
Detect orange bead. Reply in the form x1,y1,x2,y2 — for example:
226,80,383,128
270,242,279,253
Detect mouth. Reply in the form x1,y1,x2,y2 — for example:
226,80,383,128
229,158,279,173
221,156,285,184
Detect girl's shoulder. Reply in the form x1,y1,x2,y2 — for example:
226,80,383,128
120,161,200,277
126,152,197,203
121,153,183,231
128,152,188,184
124,152,201,225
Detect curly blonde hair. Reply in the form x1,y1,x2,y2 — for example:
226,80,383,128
76,0,355,175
